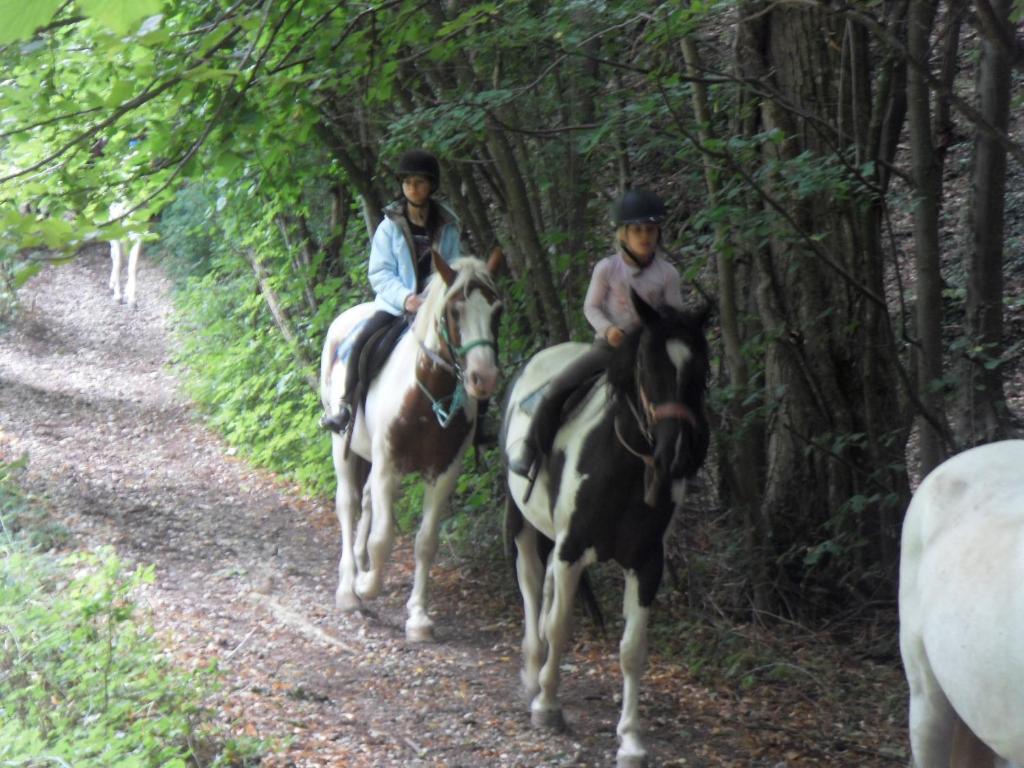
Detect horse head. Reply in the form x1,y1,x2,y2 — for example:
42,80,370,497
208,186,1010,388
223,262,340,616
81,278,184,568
609,291,711,482
417,248,504,400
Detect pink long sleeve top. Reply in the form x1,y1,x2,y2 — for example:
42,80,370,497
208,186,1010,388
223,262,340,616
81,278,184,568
583,249,685,339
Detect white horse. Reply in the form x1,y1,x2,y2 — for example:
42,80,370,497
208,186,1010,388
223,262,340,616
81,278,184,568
899,440,1024,768
108,201,144,307
502,296,710,767
320,249,503,642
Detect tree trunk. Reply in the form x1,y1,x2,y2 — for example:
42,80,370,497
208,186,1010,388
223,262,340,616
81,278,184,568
959,0,1013,444
736,0,910,612
246,250,319,390
681,34,770,613
907,0,949,475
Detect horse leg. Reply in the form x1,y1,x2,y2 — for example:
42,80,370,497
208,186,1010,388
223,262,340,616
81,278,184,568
905,649,957,768
617,570,652,768
510,502,545,703
951,716,998,768
355,474,372,574
124,234,141,307
109,239,123,301
531,548,586,731
405,463,461,642
332,437,366,612
356,463,398,601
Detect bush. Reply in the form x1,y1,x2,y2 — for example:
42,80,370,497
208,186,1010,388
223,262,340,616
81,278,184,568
0,460,264,767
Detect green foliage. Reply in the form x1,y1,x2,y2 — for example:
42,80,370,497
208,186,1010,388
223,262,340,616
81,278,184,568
0,460,264,767
161,179,365,497
154,182,219,284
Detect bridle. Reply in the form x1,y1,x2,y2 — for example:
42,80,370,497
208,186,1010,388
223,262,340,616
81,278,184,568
614,358,699,505
414,279,500,428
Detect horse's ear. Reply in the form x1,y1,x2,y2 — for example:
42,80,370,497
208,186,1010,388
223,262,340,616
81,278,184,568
630,288,660,326
486,246,504,274
432,249,456,287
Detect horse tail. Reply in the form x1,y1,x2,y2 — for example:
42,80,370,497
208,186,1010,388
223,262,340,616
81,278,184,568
577,571,605,637
320,322,342,409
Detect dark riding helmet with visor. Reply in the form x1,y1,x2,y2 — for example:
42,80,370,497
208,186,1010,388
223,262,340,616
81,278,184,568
612,189,666,226
395,149,441,188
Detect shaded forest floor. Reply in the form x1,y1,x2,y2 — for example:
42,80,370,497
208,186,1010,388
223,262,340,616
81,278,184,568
0,248,912,767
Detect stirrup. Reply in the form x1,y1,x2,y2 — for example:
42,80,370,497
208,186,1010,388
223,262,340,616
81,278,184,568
510,448,540,503
320,403,352,434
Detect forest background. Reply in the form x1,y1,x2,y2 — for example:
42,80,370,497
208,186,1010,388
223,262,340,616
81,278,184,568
2,0,1023,626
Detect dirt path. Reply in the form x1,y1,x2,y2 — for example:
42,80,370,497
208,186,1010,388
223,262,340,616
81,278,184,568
0,247,908,767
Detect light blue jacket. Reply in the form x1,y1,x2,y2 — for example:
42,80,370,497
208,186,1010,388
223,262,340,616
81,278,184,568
369,199,461,316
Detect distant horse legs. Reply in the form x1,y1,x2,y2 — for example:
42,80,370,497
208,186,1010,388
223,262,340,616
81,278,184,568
109,233,142,306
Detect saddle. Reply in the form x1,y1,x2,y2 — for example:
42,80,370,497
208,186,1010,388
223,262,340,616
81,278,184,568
353,315,409,410
339,314,409,461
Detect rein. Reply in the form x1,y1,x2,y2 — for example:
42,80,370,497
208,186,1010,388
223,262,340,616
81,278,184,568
614,368,699,507
414,285,498,429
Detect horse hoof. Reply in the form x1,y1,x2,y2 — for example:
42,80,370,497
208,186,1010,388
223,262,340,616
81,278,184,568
405,621,435,643
335,591,361,612
355,573,382,601
617,736,648,768
616,752,648,768
530,706,566,731
521,684,540,706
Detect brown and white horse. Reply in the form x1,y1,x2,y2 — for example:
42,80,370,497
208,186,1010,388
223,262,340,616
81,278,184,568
502,294,710,767
320,250,502,641
899,440,1024,768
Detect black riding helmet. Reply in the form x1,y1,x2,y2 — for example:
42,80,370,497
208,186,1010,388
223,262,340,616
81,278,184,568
395,149,441,187
612,189,666,226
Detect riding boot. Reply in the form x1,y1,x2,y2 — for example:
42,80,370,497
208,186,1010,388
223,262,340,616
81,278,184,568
509,437,542,503
320,399,353,434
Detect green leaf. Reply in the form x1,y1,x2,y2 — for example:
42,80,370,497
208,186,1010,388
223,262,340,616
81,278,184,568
13,261,42,288
77,0,163,36
0,0,63,44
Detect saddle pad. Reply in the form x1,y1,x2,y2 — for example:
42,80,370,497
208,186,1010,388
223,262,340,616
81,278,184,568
335,319,368,363
518,383,550,416
517,372,602,421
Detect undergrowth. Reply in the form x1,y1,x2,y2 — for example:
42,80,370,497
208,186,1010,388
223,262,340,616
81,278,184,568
0,457,265,767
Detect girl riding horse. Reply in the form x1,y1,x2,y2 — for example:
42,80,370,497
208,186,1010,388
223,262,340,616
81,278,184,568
321,148,461,433
509,188,687,486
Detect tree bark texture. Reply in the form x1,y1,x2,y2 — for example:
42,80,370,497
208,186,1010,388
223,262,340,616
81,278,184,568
907,0,949,475
737,1,910,610
959,0,1013,445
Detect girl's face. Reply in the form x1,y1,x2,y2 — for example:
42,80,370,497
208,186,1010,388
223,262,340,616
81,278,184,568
402,175,433,207
622,223,659,261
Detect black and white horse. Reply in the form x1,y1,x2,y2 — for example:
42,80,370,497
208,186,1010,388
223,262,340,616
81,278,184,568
502,294,710,767
320,249,503,641
899,440,1024,767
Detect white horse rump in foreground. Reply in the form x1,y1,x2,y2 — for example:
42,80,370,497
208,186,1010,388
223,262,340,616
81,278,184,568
899,440,1024,767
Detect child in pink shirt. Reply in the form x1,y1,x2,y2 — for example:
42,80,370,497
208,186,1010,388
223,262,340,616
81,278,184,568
510,189,685,481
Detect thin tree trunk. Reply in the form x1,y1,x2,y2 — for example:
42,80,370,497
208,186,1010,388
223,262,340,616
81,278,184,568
959,0,1012,444
907,0,948,475
325,183,350,280
681,34,770,612
246,249,319,390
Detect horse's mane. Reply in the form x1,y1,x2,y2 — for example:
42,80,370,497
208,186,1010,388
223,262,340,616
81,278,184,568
412,256,497,343
604,304,711,404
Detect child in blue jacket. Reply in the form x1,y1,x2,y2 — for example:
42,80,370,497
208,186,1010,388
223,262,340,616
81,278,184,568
321,149,461,433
